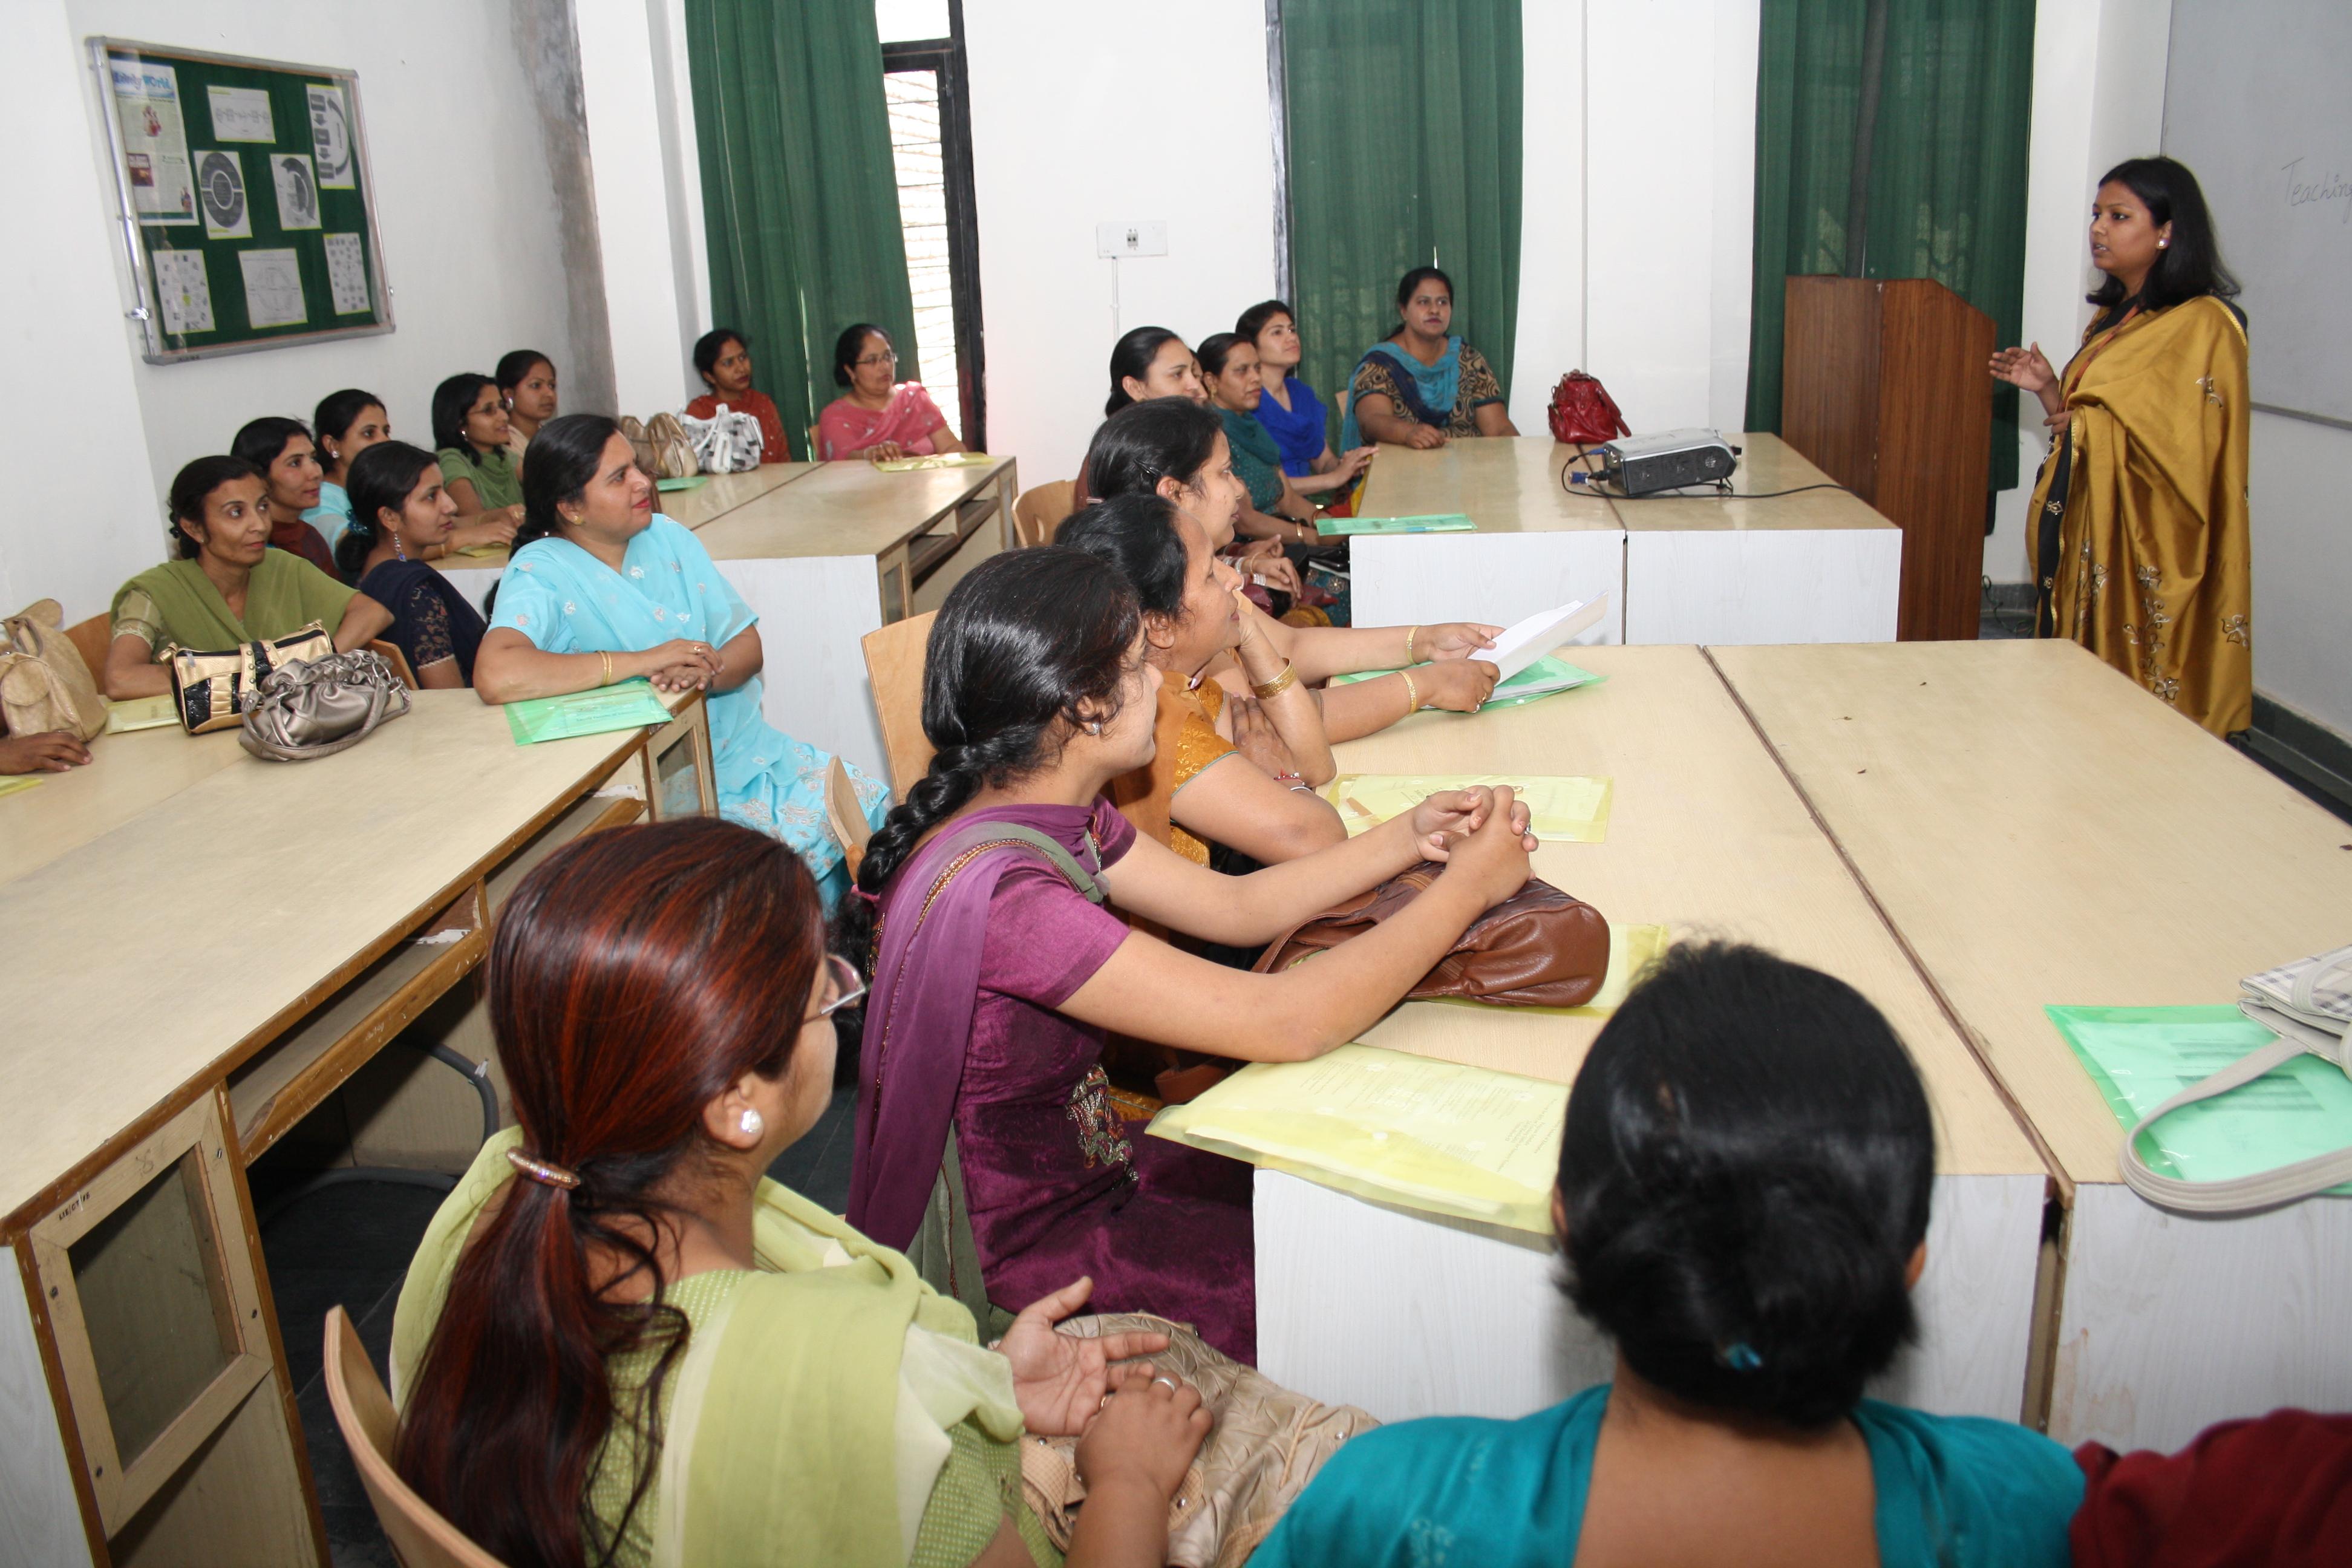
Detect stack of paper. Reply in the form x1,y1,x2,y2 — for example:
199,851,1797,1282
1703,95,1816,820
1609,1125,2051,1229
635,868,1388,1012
1322,773,1613,843
1148,1044,1568,1233
1331,653,1604,710
1313,512,1476,537
103,694,180,734
872,451,995,472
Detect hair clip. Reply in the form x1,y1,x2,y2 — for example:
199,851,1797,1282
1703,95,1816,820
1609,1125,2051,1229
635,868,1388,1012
507,1148,580,1190
1717,1341,1765,1373
851,885,881,906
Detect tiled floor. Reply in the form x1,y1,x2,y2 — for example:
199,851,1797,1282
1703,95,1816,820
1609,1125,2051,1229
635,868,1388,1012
264,1085,859,1565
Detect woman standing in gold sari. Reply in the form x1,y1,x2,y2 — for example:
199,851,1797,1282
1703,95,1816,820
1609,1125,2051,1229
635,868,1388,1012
1992,155,2249,736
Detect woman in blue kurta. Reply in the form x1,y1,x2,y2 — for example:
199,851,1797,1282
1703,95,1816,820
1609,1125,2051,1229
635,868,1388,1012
1254,941,2083,1568
474,414,886,898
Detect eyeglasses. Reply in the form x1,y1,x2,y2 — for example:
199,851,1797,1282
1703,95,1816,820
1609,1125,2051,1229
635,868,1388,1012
817,953,867,1019
854,351,899,368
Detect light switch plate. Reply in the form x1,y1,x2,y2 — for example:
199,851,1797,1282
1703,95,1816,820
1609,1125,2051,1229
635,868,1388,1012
1096,221,1169,258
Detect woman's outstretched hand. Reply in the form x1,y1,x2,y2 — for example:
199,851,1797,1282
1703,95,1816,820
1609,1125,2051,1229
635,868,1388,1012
999,1276,1174,1438
1988,343,2056,394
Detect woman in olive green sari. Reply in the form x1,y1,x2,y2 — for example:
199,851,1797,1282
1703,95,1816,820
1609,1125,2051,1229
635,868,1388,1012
1992,156,2250,737
390,817,1364,1568
105,456,391,699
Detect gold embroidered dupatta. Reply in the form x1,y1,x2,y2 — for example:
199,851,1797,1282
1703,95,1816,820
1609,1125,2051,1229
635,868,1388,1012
2029,295,2251,734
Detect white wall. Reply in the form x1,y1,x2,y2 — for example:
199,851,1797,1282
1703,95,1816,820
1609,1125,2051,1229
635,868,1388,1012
1,1,171,625
2247,419,2352,737
963,0,1279,489
1505,1,1586,436
25,0,598,624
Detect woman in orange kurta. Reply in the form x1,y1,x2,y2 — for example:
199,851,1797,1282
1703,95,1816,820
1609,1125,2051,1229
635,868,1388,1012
1993,156,2250,737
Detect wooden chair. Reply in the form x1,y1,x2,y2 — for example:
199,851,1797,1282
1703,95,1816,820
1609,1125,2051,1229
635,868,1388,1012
825,754,873,878
860,610,936,799
65,613,112,690
367,639,420,690
321,1305,509,1568
1011,480,1075,548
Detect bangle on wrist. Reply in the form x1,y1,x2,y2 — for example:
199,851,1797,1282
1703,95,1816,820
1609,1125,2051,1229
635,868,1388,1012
1403,625,1419,662
1399,668,1420,712
1251,662,1298,699
599,650,613,687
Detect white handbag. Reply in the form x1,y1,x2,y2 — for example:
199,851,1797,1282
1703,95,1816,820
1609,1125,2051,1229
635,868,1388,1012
679,405,765,474
2120,944,2352,1213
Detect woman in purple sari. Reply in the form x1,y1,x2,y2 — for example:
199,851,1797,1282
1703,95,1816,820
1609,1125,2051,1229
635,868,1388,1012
841,548,1538,1362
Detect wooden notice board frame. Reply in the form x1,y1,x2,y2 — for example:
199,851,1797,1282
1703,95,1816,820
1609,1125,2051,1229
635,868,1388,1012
88,38,394,364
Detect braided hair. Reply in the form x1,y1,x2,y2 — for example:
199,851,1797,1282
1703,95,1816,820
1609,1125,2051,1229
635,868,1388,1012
837,547,1142,966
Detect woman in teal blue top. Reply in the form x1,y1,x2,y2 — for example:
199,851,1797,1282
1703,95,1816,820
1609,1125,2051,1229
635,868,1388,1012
1254,941,2083,1568
474,414,887,901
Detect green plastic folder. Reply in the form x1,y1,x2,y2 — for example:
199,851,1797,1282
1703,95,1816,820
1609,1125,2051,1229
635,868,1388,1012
2046,1004,2352,1194
503,681,675,745
655,474,709,492
1330,654,1604,710
1314,512,1476,537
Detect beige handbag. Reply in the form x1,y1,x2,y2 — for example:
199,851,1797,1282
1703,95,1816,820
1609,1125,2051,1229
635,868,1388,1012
0,599,107,742
169,621,335,734
645,411,699,479
238,648,409,761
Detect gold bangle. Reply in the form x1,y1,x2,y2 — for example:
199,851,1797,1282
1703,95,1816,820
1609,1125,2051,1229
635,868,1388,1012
1251,662,1298,699
1403,625,1419,663
1399,669,1420,712
599,650,613,687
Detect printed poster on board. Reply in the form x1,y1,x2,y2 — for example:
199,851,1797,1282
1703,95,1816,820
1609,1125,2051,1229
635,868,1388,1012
271,152,321,231
307,83,355,190
108,54,195,224
206,85,274,143
195,149,250,240
323,233,370,315
238,249,307,328
152,249,215,335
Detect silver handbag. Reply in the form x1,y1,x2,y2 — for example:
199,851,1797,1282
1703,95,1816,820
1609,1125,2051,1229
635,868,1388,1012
237,648,410,762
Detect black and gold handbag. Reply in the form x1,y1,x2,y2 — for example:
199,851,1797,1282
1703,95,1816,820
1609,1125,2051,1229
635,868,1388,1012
167,620,335,733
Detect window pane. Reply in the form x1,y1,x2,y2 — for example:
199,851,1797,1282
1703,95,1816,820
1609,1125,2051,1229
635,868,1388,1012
885,68,961,439
875,0,950,44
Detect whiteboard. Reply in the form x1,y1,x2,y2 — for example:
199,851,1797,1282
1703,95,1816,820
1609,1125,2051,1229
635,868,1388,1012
2162,0,2352,426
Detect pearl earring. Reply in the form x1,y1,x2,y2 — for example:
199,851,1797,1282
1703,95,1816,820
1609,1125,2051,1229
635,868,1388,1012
739,1108,764,1139
1086,721,1102,735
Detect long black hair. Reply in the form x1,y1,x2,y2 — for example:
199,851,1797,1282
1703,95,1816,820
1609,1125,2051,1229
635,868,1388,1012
1557,941,1935,1429
166,456,264,560
832,323,889,388
2088,156,2240,313
1082,397,1222,503
1105,325,1186,417
312,389,385,455
1056,494,1191,622
336,440,439,582
839,548,1142,964
481,414,623,618
431,373,498,459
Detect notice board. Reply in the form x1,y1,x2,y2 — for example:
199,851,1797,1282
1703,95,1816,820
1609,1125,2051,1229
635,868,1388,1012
89,39,393,363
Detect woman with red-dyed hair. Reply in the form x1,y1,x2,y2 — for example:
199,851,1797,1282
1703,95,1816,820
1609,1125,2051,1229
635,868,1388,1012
386,817,1226,1567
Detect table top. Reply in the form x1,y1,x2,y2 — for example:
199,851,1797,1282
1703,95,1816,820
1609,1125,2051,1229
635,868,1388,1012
1712,639,2352,1189
0,724,247,886
1337,644,2044,1178
694,456,1016,563
0,691,662,1223
1612,433,1894,533
1356,437,1618,535
431,462,816,576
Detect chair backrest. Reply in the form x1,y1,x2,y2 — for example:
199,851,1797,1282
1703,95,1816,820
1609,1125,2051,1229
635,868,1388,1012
367,639,420,691
806,423,823,463
1010,480,1075,548
65,613,112,693
860,610,936,800
322,1305,510,1568
824,755,872,878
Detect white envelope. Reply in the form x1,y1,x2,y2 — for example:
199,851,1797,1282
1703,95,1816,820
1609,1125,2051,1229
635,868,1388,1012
1481,595,1610,681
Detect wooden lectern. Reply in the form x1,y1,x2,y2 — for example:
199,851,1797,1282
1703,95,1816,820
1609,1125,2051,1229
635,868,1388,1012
1780,276,1995,641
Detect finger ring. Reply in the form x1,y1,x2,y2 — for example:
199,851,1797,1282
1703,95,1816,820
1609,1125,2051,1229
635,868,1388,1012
1151,1376,1179,1392
1100,1393,1114,1410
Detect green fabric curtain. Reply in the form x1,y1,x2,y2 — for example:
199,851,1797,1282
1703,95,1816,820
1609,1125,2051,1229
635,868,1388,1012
1284,0,1523,450
1746,0,2036,489
683,0,919,459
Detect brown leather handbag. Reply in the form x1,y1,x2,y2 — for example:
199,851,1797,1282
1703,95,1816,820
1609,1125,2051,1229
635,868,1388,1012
1252,865,1611,1007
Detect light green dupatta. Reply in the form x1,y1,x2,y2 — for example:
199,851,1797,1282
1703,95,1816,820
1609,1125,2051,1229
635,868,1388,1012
111,552,354,651
391,1129,1031,1568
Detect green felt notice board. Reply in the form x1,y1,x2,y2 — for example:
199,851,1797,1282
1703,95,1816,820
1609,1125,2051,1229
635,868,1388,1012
90,39,393,363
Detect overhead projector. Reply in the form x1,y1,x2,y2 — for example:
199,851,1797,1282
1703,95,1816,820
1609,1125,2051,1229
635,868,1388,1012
1591,429,1739,495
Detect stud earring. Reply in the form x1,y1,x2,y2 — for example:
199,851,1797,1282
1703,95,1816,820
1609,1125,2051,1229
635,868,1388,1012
739,1108,764,1139
1086,720,1102,735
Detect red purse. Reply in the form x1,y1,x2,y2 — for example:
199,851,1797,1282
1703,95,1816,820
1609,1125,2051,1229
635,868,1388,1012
1547,370,1630,445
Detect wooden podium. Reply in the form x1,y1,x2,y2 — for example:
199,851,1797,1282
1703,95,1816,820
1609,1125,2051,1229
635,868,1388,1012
1780,276,1994,641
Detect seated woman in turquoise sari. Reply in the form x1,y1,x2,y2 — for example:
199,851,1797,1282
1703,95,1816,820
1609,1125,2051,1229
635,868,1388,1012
1255,941,2084,1568
1341,266,1520,451
474,413,887,900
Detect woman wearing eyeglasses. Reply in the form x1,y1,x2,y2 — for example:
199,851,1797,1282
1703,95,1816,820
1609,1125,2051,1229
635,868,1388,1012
817,323,968,462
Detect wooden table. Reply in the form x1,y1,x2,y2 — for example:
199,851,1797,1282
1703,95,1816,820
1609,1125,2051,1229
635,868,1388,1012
1712,640,2352,1451
1253,645,2051,1425
1615,434,1900,644
1346,437,1624,639
431,461,816,610
0,690,714,1566
1350,434,1898,646
693,456,1019,780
